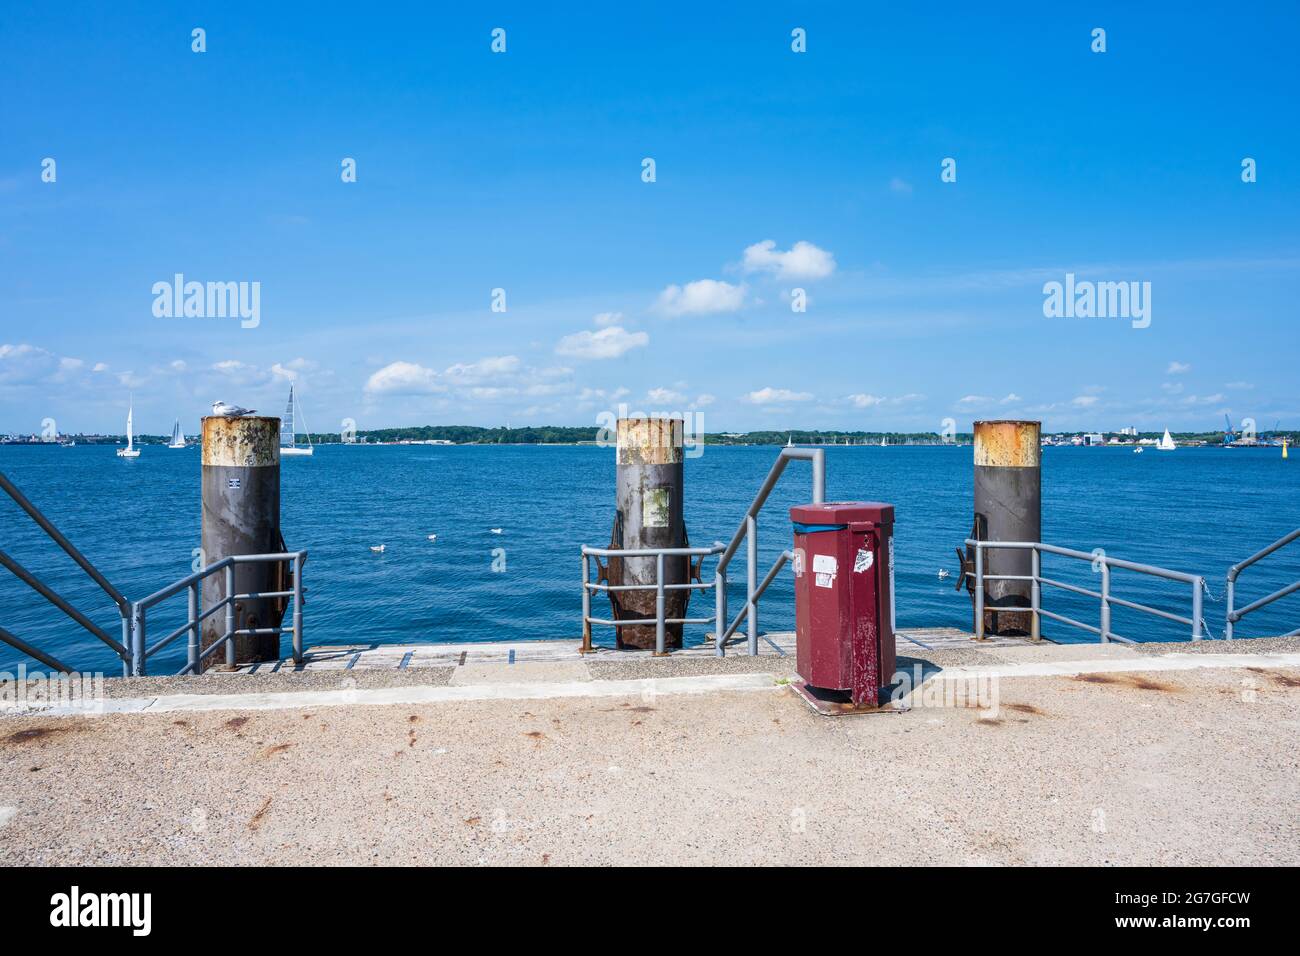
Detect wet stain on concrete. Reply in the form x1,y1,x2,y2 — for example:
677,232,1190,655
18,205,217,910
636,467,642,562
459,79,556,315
258,743,294,758
225,717,249,731
1004,703,1042,715
248,797,272,830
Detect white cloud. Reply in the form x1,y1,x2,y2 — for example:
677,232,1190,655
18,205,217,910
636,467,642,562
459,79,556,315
1225,381,1254,390
742,240,836,280
1071,395,1099,407
0,344,59,384
364,361,443,395
592,312,623,328
443,355,521,383
655,279,746,316
646,387,686,404
555,326,649,360
1166,361,1192,375
956,393,1018,408
1161,382,1184,395
744,387,814,405
693,393,716,407
848,393,887,408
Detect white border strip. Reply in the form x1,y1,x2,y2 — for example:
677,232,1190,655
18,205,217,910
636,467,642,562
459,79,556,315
7,672,785,718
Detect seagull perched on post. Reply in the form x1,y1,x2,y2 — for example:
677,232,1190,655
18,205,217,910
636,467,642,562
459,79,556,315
211,401,256,417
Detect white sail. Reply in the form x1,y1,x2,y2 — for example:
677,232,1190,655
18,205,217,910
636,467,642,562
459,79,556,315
280,384,314,457
1157,428,1176,451
168,419,185,448
117,398,140,457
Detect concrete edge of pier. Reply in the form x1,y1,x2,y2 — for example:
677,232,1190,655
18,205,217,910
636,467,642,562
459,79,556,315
6,637,1299,719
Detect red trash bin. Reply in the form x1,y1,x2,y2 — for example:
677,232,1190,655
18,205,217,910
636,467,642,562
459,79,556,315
790,502,896,710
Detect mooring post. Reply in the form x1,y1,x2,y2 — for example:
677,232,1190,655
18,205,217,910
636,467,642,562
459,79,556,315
973,420,1041,637
201,415,283,671
607,417,688,650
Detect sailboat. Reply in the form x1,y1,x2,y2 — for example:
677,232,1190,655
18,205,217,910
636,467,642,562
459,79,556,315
168,419,186,449
117,399,141,458
1157,428,1176,452
280,384,314,457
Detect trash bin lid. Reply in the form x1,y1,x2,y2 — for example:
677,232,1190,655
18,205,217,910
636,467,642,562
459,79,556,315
790,501,894,525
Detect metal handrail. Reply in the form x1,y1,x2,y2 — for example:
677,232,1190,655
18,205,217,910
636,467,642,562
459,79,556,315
715,447,825,654
1225,528,1300,639
965,539,1206,643
0,469,133,675
1,468,307,675
134,551,307,676
581,543,725,656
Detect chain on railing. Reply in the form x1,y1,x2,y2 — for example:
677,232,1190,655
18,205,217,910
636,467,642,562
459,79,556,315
965,539,1206,643
1226,528,1300,639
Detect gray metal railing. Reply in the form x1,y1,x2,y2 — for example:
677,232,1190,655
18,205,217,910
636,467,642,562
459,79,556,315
581,543,726,656
134,551,306,675
715,447,824,654
1,468,305,676
965,539,1206,643
1226,528,1300,639
1,469,133,675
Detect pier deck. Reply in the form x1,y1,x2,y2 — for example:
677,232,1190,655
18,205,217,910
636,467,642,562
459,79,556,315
232,627,1032,673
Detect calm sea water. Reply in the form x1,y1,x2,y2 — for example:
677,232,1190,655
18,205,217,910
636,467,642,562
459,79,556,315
2,443,1298,673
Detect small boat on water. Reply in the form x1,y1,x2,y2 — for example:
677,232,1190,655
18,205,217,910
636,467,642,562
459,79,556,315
1157,428,1176,452
1133,446,1143,454
168,419,186,449
117,400,140,458
280,384,314,457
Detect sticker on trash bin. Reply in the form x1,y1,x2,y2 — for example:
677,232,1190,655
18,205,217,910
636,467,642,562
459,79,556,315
813,553,836,588
792,548,805,576
227,477,241,490
854,548,873,573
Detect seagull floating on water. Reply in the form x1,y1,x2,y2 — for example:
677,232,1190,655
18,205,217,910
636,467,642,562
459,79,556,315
427,534,438,542
489,528,503,535
211,401,256,417
937,569,950,580
369,545,386,553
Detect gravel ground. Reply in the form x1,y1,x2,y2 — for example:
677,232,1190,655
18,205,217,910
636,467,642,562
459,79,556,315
101,667,456,699
1130,635,1300,656
2,656,1297,866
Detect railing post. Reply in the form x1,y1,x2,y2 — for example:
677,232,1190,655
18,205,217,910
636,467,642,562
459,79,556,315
1192,578,1204,641
654,552,666,657
1030,546,1041,642
224,563,237,668
186,583,200,674
811,449,825,504
292,554,304,664
120,612,133,677
1099,561,1111,643
973,543,985,640
1224,576,1235,640
580,552,593,655
746,514,758,655
714,563,727,658
131,603,146,676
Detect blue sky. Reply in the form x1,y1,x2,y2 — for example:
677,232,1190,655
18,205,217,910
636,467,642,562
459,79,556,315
2,1,1297,435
